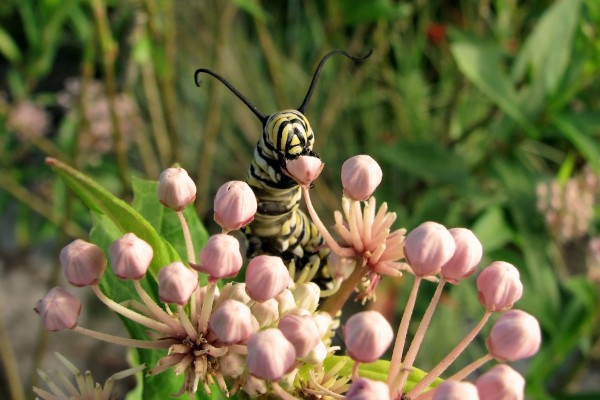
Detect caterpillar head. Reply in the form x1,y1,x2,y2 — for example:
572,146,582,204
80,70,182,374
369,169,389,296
264,110,315,160
194,49,372,157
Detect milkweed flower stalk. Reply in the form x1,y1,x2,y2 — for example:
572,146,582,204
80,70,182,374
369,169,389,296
39,157,542,399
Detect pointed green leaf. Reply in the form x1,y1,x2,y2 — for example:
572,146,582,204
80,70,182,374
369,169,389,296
0,27,22,63
512,0,582,95
553,114,600,172
450,37,537,136
47,157,180,276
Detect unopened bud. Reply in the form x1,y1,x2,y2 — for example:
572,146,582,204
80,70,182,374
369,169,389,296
341,155,383,201
194,234,243,281
251,298,280,327
292,282,320,312
157,167,196,211
440,228,482,284
475,364,525,400
432,381,479,400
276,289,297,316
60,239,107,287
343,311,393,363
245,255,290,302
477,261,523,312
328,253,356,281
214,181,257,232
404,221,456,277
219,352,246,378
218,282,251,305
109,233,153,280
345,378,391,400
246,328,296,380
301,341,328,364
285,155,324,186
157,262,198,305
35,287,81,331
243,376,267,397
209,299,254,344
278,313,321,357
487,309,541,361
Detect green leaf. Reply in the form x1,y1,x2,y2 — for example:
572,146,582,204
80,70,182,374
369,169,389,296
450,37,537,136
0,26,22,63
378,141,470,185
553,114,600,172
230,0,270,21
47,158,180,277
471,206,514,252
512,0,582,95
339,0,413,25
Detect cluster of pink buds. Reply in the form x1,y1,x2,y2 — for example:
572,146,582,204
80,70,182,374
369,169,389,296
35,167,339,398
286,154,542,399
37,156,543,399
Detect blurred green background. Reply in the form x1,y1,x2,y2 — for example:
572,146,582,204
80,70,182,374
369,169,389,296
1,0,600,399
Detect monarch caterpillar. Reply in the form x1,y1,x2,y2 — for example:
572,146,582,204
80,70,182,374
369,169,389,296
195,49,372,283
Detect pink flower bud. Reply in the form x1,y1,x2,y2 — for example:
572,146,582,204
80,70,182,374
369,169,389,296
292,282,320,312
345,378,391,400
246,328,296,380
109,233,153,280
60,239,107,287
475,364,525,400
194,234,243,281
432,381,480,400
35,287,81,331
209,299,254,344
157,262,198,305
440,228,483,284
404,222,456,277
285,155,324,186
278,313,321,357
477,261,523,312
213,181,257,231
245,255,290,302
343,311,393,363
157,167,196,211
341,155,383,201
487,309,541,361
